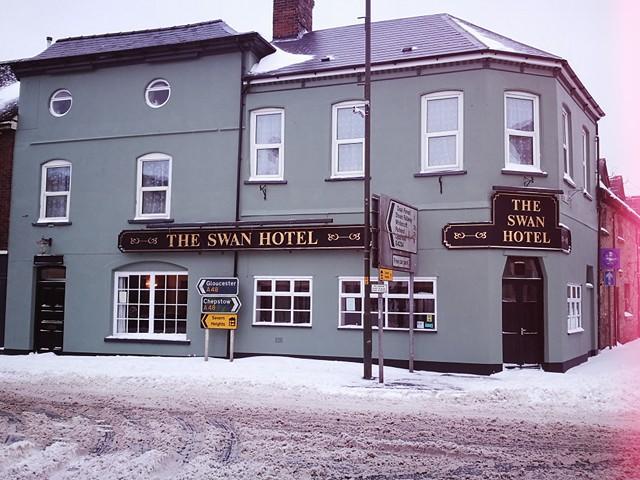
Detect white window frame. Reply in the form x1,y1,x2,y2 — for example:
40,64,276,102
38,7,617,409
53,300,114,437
38,160,72,223
561,107,574,183
338,276,437,331
331,100,365,178
420,91,464,173
145,79,171,108
252,276,312,327
135,153,172,220
249,108,285,181
49,89,73,117
582,128,591,195
567,283,583,334
504,91,541,172
111,271,188,341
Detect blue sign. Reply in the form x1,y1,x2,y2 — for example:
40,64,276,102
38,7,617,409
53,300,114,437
600,248,620,270
604,270,616,287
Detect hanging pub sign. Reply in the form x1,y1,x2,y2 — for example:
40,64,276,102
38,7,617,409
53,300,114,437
442,191,571,253
118,224,365,253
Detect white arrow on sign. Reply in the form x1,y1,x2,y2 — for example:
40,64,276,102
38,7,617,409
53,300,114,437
386,200,417,254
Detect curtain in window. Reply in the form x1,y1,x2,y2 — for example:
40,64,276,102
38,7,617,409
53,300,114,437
506,97,534,131
426,98,458,133
338,143,363,172
428,136,456,166
46,166,70,192
508,136,533,165
142,160,169,187
256,113,281,144
256,149,279,175
45,197,67,218
337,108,364,139
142,191,167,214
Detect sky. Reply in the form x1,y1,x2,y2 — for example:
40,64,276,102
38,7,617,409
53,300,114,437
1,0,638,192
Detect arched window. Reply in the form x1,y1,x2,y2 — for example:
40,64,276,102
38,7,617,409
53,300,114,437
421,91,464,172
39,160,71,222
331,101,365,178
136,153,172,219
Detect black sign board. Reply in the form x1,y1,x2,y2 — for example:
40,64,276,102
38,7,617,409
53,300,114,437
443,191,571,253
197,277,239,296
118,225,365,253
201,296,241,314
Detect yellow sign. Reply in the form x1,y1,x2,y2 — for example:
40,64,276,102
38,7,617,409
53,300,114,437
201,313,238,330
379,268,393,282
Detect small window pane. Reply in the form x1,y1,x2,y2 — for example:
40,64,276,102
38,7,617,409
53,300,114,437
507,97,534,131
256,149,280,176
342,281,360,294
337,107,364,139
294,296,311,310
257,310,272,323
274,311,291,323
338,143,363,173
427,97,458,132
45,196,67,218
256,113,281,143
388,281,408,295
275,281,290,292
46,167,71,192
274,296,291,309
508,136,534,165
388,314,409,329
342,312,361,326
294,281,309,292
142,191,167,215
414,282,433,294
428,136,456,166
256,280,272,292
142,160,169,187
293,311,310,324
256,296,272,309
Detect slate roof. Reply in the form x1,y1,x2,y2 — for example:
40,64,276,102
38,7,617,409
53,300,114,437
610,175,626,200
254,13,560,78
29,20,240,61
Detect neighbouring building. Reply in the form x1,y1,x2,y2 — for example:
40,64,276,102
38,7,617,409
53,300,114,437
0,64,18,348
3,1,604,373
598,162,640,348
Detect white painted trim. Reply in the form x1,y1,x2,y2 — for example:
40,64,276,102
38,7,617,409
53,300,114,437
249,108,285,181
135,153,172,219
145,79,171,108
561,107,572,178
582,128,591,194
0,250,7,255
252,275,313,326
49,89,72,117
420,91,464,173
566,283,582,333
331,100,365,178
504,91,540,171
39,159,72,222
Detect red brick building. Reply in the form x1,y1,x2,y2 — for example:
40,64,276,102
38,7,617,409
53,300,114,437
598,160,640,348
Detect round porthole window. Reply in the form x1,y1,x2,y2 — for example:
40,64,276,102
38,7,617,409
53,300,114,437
145,79,171,108
49,89,72,117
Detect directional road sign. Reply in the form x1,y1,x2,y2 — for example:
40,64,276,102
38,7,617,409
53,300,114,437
201,313,238,329
201,296,242,314
197,277,239,296
386,199,418,254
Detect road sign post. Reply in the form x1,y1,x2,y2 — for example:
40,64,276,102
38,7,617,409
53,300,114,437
197,277,241,362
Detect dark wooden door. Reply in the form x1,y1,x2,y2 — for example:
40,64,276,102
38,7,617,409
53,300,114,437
502,258,544,365
34,267,66,352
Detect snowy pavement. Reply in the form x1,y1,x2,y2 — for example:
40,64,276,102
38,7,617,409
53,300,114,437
1,341,640,478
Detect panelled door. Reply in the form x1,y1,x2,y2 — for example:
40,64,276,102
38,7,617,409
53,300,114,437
502,257,544,365
34,266,66,352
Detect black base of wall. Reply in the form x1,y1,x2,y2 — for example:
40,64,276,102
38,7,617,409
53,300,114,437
233,352,503,376
0,349,32,355
542,352,589,373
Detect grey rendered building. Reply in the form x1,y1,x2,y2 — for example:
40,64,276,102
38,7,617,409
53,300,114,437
4,2,604,373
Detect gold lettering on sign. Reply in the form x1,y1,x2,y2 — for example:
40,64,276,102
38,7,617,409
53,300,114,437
167,233,200,248
511,199,542,212
506,214,545,228
207,232,252,247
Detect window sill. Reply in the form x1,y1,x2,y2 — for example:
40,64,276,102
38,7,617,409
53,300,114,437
244,179,287,185
501,168,548,177
325,176,365,182
567,328,584,335
128,218,174,224
104,335,190,345
252,323,312,328
33,220,72,227
337,326,437,332
583,190,593,201
563,174,576,188
414,170,466,178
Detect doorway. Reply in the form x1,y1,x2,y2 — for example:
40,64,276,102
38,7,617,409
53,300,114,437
502,257,544,365
34,266,66,352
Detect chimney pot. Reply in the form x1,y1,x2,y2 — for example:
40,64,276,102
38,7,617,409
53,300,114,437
46,36,53,47
273,0,314,40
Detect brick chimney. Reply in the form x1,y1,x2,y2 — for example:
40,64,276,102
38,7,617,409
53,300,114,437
273,0,314,40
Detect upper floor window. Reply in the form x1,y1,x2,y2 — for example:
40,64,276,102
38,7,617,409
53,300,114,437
582,128,591,194
421,91,463,172
561,107,573,181
250,108,284,180
136,153,172,219
331,101,365,178
504,92,540,171
49,89,72,117
39,160,71,222
145,79,171,108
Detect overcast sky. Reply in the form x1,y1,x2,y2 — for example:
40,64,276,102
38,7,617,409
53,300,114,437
1,0,638,192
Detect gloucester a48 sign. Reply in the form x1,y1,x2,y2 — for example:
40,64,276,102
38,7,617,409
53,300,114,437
442,191,571,253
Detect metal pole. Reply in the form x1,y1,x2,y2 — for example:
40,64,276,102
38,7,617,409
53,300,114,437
362,0,373,380
409,272,415,372
377,289,384,383
204,328,210,361
230,330,235,362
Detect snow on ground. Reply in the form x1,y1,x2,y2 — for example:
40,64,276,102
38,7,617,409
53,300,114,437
1,339,639,423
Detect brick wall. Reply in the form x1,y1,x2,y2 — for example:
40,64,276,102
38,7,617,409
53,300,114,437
0,123,15,251
273,0,314,39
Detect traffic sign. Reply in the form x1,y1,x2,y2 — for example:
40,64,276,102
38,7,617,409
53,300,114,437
371,283,387,294
604,270,615,287
201,296,242,314
379,268,393,281
600,248,620,270
197,277,239,296
386,199,418,254
201,313,238,329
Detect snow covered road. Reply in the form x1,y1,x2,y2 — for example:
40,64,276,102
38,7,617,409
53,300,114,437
1,342,640,479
